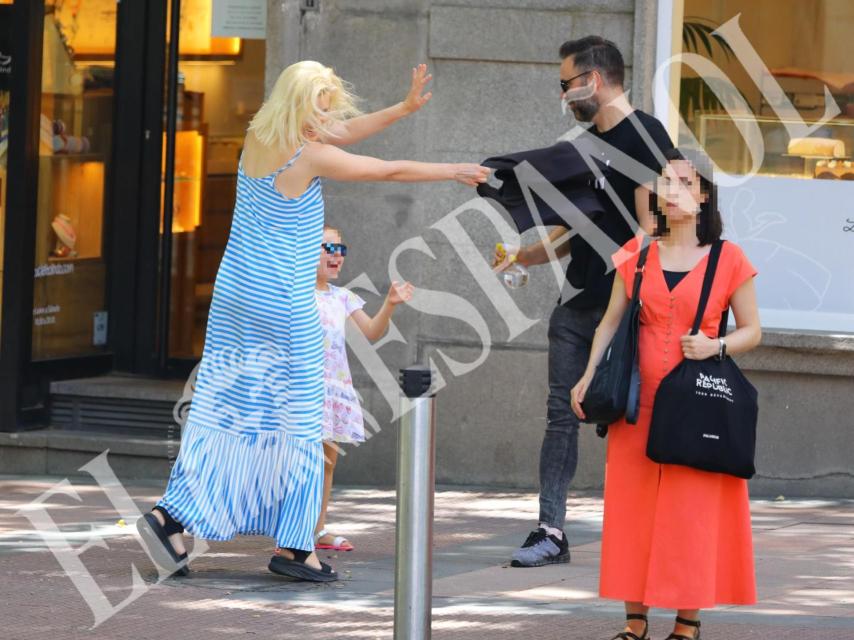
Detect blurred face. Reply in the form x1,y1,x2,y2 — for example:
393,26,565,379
318,228,344,280
656,159,707,222
559,56,600,122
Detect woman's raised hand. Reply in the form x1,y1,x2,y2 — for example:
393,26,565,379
403,64,433,115
453,164,491,186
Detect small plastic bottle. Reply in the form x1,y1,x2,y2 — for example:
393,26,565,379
496,243,529,289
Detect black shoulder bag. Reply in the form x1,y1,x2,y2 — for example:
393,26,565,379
646,240,759,479
581,240,650,432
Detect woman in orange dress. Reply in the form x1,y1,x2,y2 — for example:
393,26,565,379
571,148,762,640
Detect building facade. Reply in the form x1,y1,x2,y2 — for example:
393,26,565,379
0,0,852,496
265,0,854,497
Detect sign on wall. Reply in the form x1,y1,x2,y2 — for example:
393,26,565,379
212,0,267,39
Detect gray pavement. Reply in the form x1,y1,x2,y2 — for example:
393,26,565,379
0,473,852,639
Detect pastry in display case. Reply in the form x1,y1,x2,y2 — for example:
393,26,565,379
786,137,846,159
813,159,854,180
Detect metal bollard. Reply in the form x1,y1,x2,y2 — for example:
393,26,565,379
394,365,437,640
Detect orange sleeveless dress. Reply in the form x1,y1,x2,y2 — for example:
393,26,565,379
599,237,758,610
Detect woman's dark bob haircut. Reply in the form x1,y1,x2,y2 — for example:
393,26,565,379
650,147,723,245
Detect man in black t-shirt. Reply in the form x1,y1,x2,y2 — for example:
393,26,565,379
501,36,673,569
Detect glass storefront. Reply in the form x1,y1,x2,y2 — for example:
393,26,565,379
0,0,270,425
162,5,265,359
679,0,854,180
31,0,115,359
20,0,265,362
664,0,854,332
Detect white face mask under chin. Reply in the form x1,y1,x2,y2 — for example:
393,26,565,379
561,81,596,116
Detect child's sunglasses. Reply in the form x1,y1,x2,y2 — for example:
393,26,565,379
321,242,348,256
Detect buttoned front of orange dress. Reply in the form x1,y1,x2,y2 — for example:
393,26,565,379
599,236,759,610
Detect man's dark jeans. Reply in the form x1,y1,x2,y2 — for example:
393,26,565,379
539,304,604,529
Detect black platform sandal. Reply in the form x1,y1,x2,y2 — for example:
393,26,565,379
269,548,338,583
665,616,701,640
610,613,649,640
136,507,190,577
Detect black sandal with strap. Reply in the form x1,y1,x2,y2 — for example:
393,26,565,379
136,507,190,577
665,616,701,640
610,613,649,640
268,548,338,583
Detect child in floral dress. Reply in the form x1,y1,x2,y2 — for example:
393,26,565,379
313,225,414,551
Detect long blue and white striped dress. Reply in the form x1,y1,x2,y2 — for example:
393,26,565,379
158,144,325,551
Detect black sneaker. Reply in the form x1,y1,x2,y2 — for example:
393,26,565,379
510,527,570,567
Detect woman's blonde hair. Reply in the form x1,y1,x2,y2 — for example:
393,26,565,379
249,61,361,150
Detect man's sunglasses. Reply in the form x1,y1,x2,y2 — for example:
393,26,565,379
560,69,593,93
321,242,348,256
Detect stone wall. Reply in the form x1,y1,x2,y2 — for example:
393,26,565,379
265,0,854,498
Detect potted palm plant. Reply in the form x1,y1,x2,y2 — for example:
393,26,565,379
680,18,741,123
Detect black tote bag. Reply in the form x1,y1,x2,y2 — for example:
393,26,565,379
581,240,650,429
646,241,759,479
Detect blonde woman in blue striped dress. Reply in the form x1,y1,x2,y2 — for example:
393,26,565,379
137,61,489,582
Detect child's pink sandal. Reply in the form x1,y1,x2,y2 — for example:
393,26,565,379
314,528,354,551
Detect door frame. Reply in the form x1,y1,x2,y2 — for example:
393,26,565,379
0,0,46,429
116,0,170,377
133,0,204,380
131,0,200,379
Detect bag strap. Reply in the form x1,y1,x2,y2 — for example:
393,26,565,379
718,307,730,338
624,238,650,426
628,237,651,305
690,240,724,336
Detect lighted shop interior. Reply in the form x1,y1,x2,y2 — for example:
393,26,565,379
33,0,264,360
677,0,854,179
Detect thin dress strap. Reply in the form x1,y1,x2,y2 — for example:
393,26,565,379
272,144,306,177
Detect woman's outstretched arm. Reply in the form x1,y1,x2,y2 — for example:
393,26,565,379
321,64,433,146
306,141,489,186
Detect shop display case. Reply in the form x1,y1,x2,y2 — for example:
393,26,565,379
32,89,112,358
164,128,206,234
697,113,854,178
31,9,114,359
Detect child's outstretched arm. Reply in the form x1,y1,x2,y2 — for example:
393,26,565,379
349,281,414,341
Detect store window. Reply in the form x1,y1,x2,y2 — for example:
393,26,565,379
678,0,854,180
31,0,116,359
163,1,265,359
664,0,854,333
